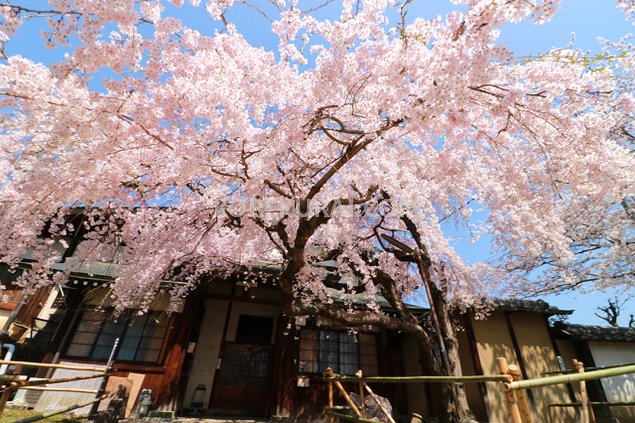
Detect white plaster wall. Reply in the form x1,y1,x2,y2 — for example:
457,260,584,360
588,341,635,423
182,299,229,409
0,310,10,331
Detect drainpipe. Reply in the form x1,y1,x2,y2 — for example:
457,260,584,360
0,343,16,375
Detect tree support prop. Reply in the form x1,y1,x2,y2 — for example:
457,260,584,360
362,382,396,423
326,368,362,418
326,374,509,383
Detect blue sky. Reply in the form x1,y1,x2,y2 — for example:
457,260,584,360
4,0,634,325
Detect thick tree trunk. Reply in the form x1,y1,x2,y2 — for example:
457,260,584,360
276,211,475,422
412,324,473,422
428,277,474,423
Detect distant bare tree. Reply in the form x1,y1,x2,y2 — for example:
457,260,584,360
595,298,629,327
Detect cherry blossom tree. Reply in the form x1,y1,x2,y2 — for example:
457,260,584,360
1,0,634,420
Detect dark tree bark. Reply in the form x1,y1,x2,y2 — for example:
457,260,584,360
277,247,475,422
254,120,476,422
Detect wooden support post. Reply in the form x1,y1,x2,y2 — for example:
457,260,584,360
573,359,595,423
0,364,22,417
363,382,396,423
327,368,334,423
327,368,362,417
89,337,118,419
496,357,523,423
508,364,534,423
356,369,366,418
335,380,362,417
0,382,13,416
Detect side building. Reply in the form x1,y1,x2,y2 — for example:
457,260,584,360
2,260,634,422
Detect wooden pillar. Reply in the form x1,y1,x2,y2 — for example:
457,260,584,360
508,364,533,423
496,357,523,423
573,359,595,423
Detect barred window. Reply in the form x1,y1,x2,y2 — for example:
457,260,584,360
298,329,378,375
65,308,171,364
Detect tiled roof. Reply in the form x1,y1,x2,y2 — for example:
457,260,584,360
478,298,573,315
551,321,635,342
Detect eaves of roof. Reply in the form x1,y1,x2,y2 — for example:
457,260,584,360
551,321,635,342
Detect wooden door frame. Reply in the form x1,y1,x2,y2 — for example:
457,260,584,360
207,306,276,415
207,287,235,410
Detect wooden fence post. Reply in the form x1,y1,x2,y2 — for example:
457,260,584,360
326,368,334,423
328,368,362,418
497,357,523,423
508,364,533,423
356,369,366,418
0,363,22,416
573,359,595,423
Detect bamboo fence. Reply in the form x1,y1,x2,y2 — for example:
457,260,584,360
0,338,119,421
323,356,635,423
